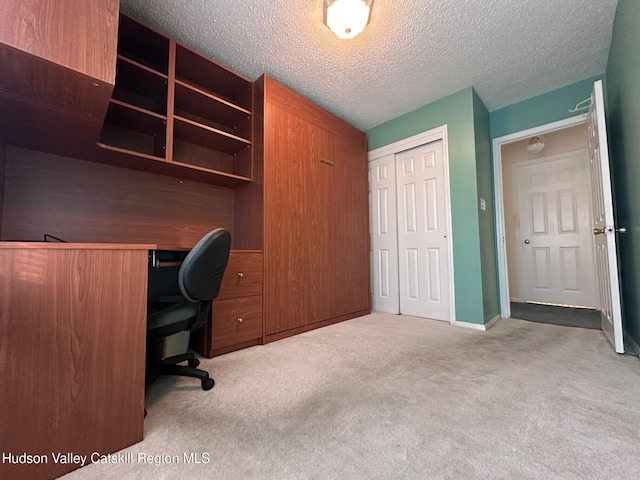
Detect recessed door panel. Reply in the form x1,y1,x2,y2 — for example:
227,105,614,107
517,149,595,307
369,154,400,313
397,140,450,320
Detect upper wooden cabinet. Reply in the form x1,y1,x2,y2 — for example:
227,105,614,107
98,14,254,187
0,0,119,150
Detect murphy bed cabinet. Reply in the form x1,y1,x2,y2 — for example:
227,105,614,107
255,76,371,342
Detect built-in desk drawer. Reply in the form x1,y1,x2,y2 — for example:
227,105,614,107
212,295,262,349
217,251,263,300
191,250,263,358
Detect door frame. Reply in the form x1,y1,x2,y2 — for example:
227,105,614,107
492,115,588,319
368,125,455,324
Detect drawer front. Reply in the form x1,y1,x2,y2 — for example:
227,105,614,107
212,296,262,348
217,252,263,300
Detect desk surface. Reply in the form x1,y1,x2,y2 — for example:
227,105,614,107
0,241,158,250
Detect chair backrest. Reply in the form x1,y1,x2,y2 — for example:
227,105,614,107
178,228,231,330
179,228,231,302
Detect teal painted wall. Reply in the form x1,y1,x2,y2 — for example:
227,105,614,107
367,88,486,325
490,75,603,139
606,0,640,347
473,90,499,322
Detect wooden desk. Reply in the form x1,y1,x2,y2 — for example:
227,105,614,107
0,242,153,480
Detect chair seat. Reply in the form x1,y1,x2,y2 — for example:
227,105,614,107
147,300,198,337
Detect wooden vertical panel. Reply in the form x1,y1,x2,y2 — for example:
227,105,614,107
165,39,176,161
0,246,147,480
334,134,371,314
235,76,264,250
263,103,318,334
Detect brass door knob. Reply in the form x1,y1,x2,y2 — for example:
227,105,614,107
593,228,606,235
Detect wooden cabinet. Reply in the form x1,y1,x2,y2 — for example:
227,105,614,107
192,251,263,357
98,14,254,188
256,76,370,341
0,0,119,153
0,242,149,480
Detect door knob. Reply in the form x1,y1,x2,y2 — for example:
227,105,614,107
524,239,530,244
593,228,606,235
616,227,627,233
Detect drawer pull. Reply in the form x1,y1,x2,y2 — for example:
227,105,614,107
237,272,244,278
236,317,244,323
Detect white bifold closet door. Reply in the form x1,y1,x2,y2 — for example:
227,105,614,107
369,140,451,321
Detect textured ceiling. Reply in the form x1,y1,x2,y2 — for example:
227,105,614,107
120,0,618,131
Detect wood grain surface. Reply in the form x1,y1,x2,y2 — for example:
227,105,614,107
1,146,235,248
0,246,147,480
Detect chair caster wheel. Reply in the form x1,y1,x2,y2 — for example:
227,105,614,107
201,377,215,391
188,358,200,368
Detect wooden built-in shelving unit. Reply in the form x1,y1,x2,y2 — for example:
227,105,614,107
98,14,254,187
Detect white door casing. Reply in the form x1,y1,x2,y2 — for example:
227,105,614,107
589,79,624,353
516,152,596,307
396,140,450,321
369,154,400,313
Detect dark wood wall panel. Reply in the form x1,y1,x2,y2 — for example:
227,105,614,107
1,147,235,248
0,141,6,238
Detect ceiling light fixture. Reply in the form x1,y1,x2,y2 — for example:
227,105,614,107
527,136,546,154
323,0,373,39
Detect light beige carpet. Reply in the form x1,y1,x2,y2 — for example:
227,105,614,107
61,313,640,480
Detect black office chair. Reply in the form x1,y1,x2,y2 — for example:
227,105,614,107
146,228,231,391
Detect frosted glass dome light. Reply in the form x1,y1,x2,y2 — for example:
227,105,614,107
323,0,373,39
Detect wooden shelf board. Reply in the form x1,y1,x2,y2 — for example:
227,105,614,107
104,99,166,136
173,116,251,155
96,143,251,188
175,79,250,129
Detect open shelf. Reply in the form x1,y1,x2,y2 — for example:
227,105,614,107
117,14,169,75
113,56,168,114
99,100,166,158
173,116,250,155
97,14,254,188
175,44,252,111
174,80,251,137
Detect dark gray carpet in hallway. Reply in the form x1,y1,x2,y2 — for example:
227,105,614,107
510,302,601,329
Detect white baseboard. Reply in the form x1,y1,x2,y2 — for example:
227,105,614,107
455,315,501,332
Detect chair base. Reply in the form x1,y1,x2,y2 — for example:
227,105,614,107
146,340,215,392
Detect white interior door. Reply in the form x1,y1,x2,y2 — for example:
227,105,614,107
368,155,400,313
588,79,625,353
517,152,596,307
396,140,450,321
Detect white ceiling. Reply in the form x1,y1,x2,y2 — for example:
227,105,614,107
120,0,619,131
